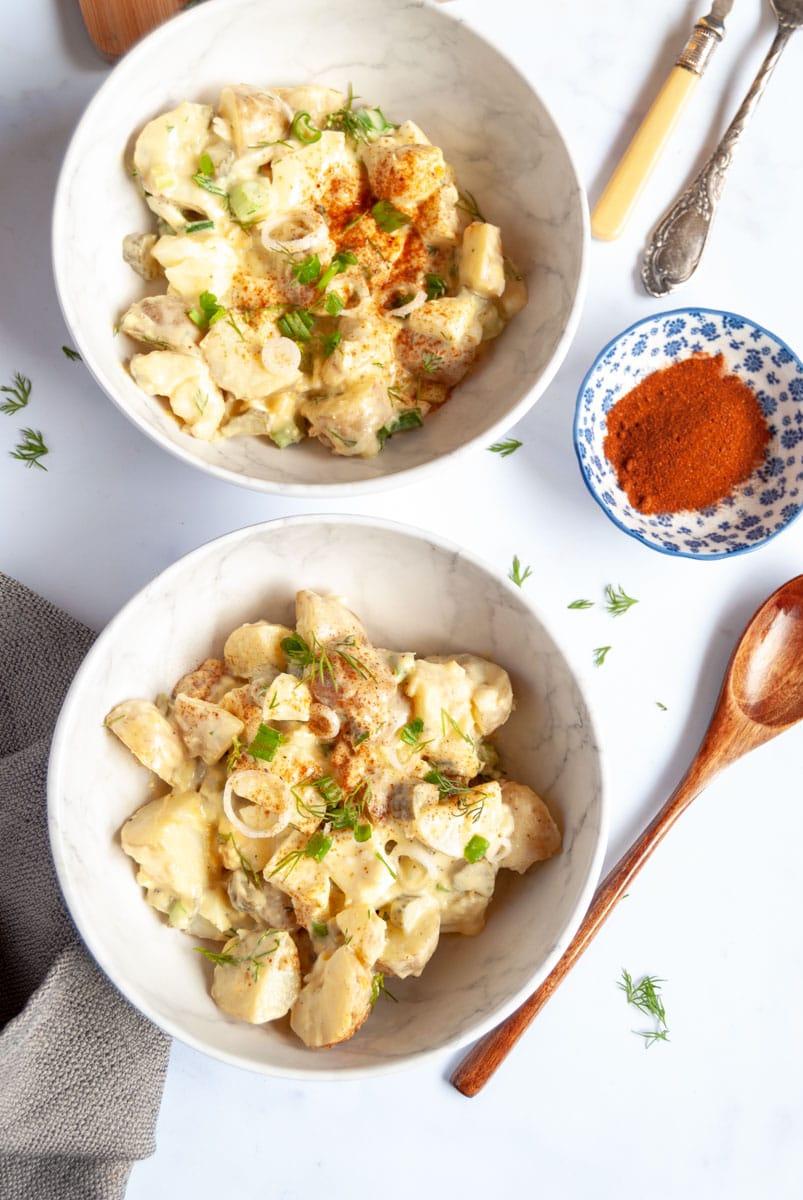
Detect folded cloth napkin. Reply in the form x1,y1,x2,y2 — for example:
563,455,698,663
0,573,170,1200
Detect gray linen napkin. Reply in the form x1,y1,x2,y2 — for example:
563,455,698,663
0,573,170,1200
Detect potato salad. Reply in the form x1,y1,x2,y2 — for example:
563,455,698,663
106,592,560,1049
120,84,527,457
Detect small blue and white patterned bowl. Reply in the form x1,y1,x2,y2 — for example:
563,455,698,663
574,308,803,559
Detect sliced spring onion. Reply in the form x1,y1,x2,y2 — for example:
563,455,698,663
247,723,286,763
291,110,322,143
320,331,342,358
316,250,358,292
276,309,315,342
305,830,332,862
464,835,490,863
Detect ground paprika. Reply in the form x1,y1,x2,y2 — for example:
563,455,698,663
603,353,770,514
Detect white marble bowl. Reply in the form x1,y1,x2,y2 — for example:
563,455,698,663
52,0,587,496
48,516,607,1077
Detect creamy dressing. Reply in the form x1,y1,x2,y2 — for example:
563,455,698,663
109,590,560,1048
121,85,527,456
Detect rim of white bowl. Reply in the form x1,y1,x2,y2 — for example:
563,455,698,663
573,305,803,562
51,0,589,498
47,513,609,1078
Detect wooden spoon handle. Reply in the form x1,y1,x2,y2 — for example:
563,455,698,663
78,0,187,61
451,761,710,1096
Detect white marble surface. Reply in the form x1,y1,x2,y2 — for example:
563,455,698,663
2,0,803,1196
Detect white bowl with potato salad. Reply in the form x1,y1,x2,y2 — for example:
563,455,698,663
52,0,587,495
48,516,607,1076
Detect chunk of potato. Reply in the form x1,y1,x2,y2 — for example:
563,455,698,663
458,221,505,298
499,781,561,873
377,894,440,979
129,350,225,441
223,621,291,678
105,698,187,783
121,788,218,914
173,693,244,764
335,905,387,968
210,929,301,1024
290,944,374,1047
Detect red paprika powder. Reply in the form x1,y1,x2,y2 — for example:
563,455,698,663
603,353,770,514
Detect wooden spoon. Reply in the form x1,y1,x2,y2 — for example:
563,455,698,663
78,0,187,62
452,575,803,1097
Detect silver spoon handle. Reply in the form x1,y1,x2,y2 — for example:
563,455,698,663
641,25,792,296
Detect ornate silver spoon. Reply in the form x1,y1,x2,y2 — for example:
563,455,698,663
641,0,803,295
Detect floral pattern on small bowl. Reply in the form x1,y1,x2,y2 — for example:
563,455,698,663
573,308,803,559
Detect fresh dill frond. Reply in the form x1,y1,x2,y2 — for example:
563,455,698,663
223,833,263,891
567,598,594,609
370,971,398,1007
421,352,444,374
509,555,532,588
619,969,670,1047
488,438,522,457
593,645,611,667
440,708,473,745
1,372,32,415
195,931,279,981
456,189,486,222
422,768,485,821
10,427,48,470
604,584,639,617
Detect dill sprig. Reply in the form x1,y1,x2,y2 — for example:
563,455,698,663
281,631,372,686
324,86,396,145
270,828,333,878
619,969,670,1047
293,776,372,841
62,346,82,362
1,372,32,415
593,645,611,667
604,584,638,617
196,930,279,981
223,832,263,891
488,438,522,457
509,555,532,588
10,427,48,470
456,189,486,222
421,352,444,374
568,598,594,610
423,767,486,821
440,708,472,746
370,971,398,1007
